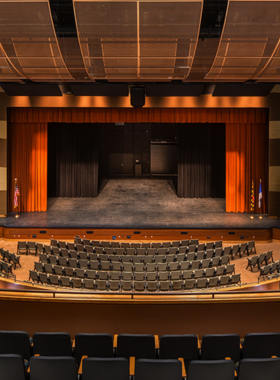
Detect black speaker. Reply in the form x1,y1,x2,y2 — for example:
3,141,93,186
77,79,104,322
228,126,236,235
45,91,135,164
130,87,145,108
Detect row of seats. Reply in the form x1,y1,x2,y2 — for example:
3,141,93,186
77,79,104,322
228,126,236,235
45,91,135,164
0,248,20,268
246,251,274,271
3,355,276,380
38,255,231,271
38,246,229,261
1,330,279,364
29,271,240,290
33,263,235,280
259,260,280,277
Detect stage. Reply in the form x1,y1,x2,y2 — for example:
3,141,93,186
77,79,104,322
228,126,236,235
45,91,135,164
2,178,279,229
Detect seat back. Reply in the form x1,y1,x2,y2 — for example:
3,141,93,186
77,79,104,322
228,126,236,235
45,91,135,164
0,354,26,380
159,335,198,365
201,334,240,363
83,357,129,380
75,333,113,364
135,359,181,380
238,358,280,380
0,331,31,360
187,360,235,380
30,356,77,380
242,333,280,358
33,332,72,356
117,334,156,359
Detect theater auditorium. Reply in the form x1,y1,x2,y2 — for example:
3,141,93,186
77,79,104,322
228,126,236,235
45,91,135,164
0,0,280,379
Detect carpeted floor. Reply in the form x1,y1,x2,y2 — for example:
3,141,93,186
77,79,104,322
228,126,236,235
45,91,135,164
1,178,280,229
2,239,279,287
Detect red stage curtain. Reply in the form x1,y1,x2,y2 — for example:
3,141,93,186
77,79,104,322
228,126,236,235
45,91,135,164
9,123,48,212
226,123,268,213
9,107,267,124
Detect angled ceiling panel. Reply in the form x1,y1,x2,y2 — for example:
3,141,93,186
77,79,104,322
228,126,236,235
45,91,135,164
0,0,73,81
206,0,280,82
73,0,203,82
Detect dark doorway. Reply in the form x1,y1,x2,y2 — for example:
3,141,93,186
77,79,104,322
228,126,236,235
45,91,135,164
48,123,99,197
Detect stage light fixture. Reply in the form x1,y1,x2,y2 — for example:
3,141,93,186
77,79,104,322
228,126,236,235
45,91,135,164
250,215,254,219
15,214,19,218
259,216,263,219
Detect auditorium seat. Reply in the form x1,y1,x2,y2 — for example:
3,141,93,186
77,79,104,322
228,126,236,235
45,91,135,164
134,272,145,281
187,246,196,254
72,278,83,288
187,360,235,380
111,242,120,249
49,275,60,286
52,247,60,257
152,243,161,249
84,279,94,289
182,270,193,280
122,280,132,291
158,271,169,281
30,356,77,380
194,269,204,279
208,277,219,287
0,331,31,360
58,257,67,266
238,358,280,380
39,272,49,284
64,267,74,277
230,245,239,259
205,268,215,277
82,357,129,380
184,279,196,289
159,281,171,291
230,274,241,284
17,241,28,255
67,243,75,251
159,335,198,367
242,333,280,359
9,253,21,268
170,271,180,280
220,256,230,266
134,280,145,291
61,276,71,287
191,239,199,246
97,271,108,280
109,280,120,291
96,280,107,291
0,354,26,380
28,241,37,256
172,280,183,290
44,263,53,274
33,332,72,356
260,265,270,277
54,265,64,276
181,240,189,246
122,272,133,281
219,275,230,286
29,270,40,282
117,334,156,359
247,241,256,255
89,260,99,270
266,251,274,264
135,359,182,380
201,334,240,363
147,281,158,292
191,261,200,270
211,257,220,267
196,278,208,288
180,261,190,270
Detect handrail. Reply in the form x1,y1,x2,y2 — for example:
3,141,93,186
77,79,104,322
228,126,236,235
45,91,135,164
1,287,280,297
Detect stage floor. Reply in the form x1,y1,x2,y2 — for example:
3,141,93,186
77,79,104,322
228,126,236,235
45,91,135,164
2,178,280,229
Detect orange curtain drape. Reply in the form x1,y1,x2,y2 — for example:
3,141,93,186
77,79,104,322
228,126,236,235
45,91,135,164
9,123,48,212
226,123,268,213
9,107,267,124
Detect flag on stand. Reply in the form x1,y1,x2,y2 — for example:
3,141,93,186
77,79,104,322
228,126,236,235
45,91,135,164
251,180,254,212
258,179,263,210
14,179,20,209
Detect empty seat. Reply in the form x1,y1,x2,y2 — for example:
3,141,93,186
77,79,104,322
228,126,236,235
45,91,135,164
9,253,21,268
0,331,31,360
109,280,120,291
191,261,200,270
159,335,198,367
201,259,211,268
159,281,170,291
230,273,241,284
242,333,280,359
225,264,235,275
83,357,129,380
196,251,205,260
29,270,39,282
135,359,182,380
219,275,230,286
266,250,274,265
54,265,64,276
96,280,107,291
168,262,178,271
84,279,95,289
72,278,83,288
122,280,132,291
58,257,68,266
117,334,156,359
147,281,158,292
170,271,180,280
67,243,75,251
246,255,259,271
201,334,240,363
247,241,256,255
49,275,60,286
134,263,145,272
260,265,270,276
172,280,183,290
184,279,195,290
30,356,77,380
61,276,71,287
79,251,88,260
196,278,208,288
211,257,220,267
238,358,280,380
111,241,120,248
17,241,27,255
181,240,189,246
64,267,74,277
194,269,204,279
220,255,230,266
134,272,145,281
187,360,235,380
39,272,49,284
182,270,193,280
180,261,189,271
44,263,53,274
89,260,99,270
33,332,72,356
134,280,146,291
0,354,26,380
204,268,215,277
157,271,169,281
208,277,219,287
28,241,37,255
75,333,113,365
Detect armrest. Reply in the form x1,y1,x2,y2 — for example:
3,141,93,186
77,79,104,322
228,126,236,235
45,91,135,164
225,358,237,377
197,338,201,349
113,334,118,348
34,354,40,357
154,335,159,350
272,356,277,358
72,339,75,348
225,357,231,360
130,357,135,376
78,355,88,375
178,358,186,378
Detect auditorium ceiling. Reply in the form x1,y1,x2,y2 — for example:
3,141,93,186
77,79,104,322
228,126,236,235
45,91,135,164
0,0,279,96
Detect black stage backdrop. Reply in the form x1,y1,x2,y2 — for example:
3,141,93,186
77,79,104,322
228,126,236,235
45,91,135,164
48,123,99,197
178,123,225,198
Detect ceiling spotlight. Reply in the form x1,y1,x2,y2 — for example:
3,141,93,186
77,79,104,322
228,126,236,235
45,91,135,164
259,216,263,219
250,215,254,219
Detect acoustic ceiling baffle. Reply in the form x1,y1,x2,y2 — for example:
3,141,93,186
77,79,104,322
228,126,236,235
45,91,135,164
0,0,73,82
205,0,280,82
73,0,203,82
